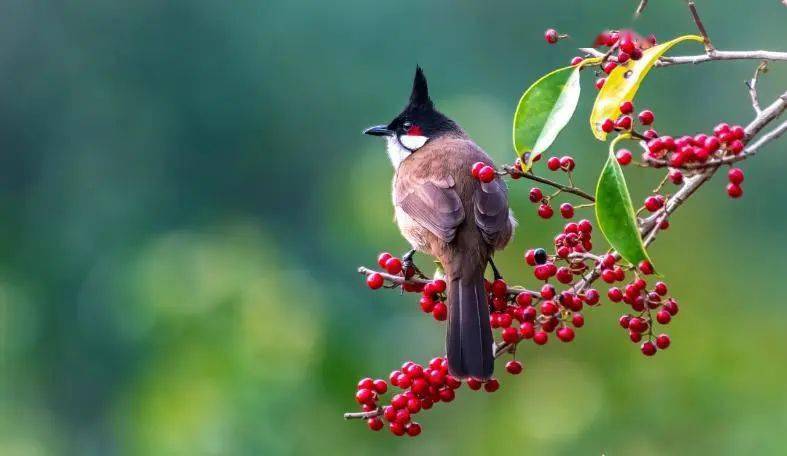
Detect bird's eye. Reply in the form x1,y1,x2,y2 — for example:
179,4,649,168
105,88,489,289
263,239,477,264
402,121,412,130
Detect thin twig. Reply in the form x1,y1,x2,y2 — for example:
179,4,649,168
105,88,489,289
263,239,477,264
687,1,715,52
747,61,768,114
635,0,648,17
579,47,787,67
503,166,596,202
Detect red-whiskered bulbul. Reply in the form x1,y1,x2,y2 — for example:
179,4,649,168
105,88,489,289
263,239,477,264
363,67,514,379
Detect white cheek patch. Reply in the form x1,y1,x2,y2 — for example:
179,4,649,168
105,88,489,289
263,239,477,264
385,136,412,169
399,135,428,151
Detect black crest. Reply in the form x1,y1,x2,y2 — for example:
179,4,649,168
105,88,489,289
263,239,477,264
409,66,433,108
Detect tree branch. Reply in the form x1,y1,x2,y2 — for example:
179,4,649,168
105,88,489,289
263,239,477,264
502,166,596,202
686,1,714,51
579,47,787,67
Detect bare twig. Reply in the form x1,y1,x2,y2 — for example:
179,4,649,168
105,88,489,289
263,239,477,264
686,1,714,52
357,266,539,297
344,408,382,420
503,166,596,202
578,47,787,67
635,0,649,17
747,61,768,114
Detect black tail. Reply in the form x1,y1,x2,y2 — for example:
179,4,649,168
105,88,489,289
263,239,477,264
445,266,494,380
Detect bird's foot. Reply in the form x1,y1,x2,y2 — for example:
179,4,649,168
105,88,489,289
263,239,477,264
401,249,426,280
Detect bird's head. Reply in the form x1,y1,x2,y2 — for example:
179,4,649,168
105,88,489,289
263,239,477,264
364,66,460,167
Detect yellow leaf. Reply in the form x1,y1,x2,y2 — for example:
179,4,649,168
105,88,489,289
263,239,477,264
589,35,704,140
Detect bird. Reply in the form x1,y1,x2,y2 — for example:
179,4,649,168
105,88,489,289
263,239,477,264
363,67,514,380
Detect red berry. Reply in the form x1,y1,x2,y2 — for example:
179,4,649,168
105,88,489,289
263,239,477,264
617,51,630,63
608,287,623,302
644,196,664,212
541,300,558,316
616,149,632,165
471,162,485,178
730,125,745,140
668,169,683,185
638,110,654,125
728,168,744,184
525,249,536,266
656,309,671,324
601,269,617,284
728,140,744,154
557,326,575,342
419,296,435,313
602,61,617,74
556,266,573,284
664,298,679,316
560,203,574,219
547,156,561,171
356,388,375,405
541,283,555,299
572,313,585,327
641,341,657,356
544,28,559,44
483,378,500,392
389,421,405,436
638,260,654,275
406,422,422,437
630,48,643,60
492,279,508,297
538,204,554,219
619,101,634,114
560,156,575,171
432,302,447,321
529,187,544,203
385,257,402,275
358,377,374,390
438,387,455,402
713,122,730,136
520,322,535,339
505,360,523,375
601,118,615,133
619,36,636,54
377,252,392,268
502,327,520,344
656,334,671,349
726,183,743,199
368,417,384,431
570,56,584,66
366,272,384,289
584,289,600,305
619,314,631,328
595,77,606,90
478,165,496,183
467,378,483,390
516,291,533,307
533,331,548,345
373,379,388,394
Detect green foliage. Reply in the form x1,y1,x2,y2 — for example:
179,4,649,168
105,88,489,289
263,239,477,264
594,136,652,267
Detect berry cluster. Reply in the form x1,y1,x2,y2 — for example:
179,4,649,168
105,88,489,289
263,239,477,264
352,357,501,436
600,100,654,134
587,30,657,89
471,161,497,183
526,155,580,219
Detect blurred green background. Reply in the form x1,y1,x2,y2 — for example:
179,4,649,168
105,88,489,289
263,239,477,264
0,0,785,454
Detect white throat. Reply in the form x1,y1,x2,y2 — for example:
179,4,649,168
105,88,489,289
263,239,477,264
385,135,428,168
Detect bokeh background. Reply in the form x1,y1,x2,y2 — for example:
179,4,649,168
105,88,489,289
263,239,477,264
0,0,785,454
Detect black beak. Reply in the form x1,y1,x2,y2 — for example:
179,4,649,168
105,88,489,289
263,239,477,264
363,124,394,137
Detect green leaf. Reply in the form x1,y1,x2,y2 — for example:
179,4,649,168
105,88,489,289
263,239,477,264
590,35,703,140
595,136,652,267
513,63,586,172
